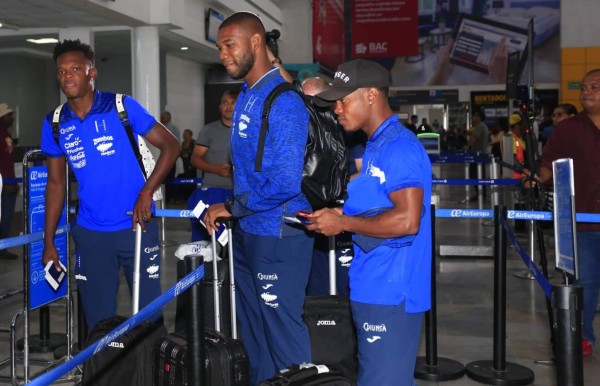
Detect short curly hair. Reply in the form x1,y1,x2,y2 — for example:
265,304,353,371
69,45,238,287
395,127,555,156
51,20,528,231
53,39,95,63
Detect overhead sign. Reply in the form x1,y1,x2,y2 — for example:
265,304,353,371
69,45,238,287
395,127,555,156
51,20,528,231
351,0,418,58
389,89,459,106
313,0,346,72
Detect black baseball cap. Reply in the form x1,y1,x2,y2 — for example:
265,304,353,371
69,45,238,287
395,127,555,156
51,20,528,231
314,59,391,106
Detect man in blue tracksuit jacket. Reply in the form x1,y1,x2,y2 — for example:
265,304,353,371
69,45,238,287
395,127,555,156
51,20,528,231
205,12,314,385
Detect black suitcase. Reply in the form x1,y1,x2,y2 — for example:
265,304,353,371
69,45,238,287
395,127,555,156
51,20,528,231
83,316,167,386
175,259,231,336
82,225,168,386
154,329,249,385
154,222,249,385
259,364,352,386
303,236,358,384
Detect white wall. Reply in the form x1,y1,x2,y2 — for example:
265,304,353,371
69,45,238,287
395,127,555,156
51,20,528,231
0,54,59,147
164,54,206,142
561,0,600,47
278,0,313,64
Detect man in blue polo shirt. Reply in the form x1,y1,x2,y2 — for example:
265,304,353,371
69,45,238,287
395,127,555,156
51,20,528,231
40,39,179,330
307,59,432,386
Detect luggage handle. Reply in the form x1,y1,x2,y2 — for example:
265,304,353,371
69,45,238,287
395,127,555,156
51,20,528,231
211,216,238,340
133,224,142,314
210,228,222,332
328,235,337,296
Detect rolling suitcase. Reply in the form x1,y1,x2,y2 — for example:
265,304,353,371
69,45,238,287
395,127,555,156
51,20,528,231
303,236,358,384
259,364,352,386
175,258,231,336
82,224,167,386
154,221,249,385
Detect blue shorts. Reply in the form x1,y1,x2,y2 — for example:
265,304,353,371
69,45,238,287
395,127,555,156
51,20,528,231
72,222,162,330
187,187,233,241
351,301,423,386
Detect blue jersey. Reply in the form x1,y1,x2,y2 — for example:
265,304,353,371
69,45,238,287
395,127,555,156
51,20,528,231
344,115,432,312
230,68,311,237
40,90,157,231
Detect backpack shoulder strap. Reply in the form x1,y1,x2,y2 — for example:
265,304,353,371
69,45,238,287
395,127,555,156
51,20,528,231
116,93,148,179
254,82,302,172
51,103,66,145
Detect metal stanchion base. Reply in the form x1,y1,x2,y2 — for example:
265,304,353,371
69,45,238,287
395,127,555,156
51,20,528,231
466,360,534,385
160,239,177,247
17,333,67,353
53,342,81,360
414,356,465,381
513,270,535,280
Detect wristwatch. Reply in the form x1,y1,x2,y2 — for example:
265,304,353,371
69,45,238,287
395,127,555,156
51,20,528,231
224,197,234,214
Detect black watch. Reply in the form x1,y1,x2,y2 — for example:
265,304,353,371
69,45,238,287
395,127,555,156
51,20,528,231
224,197,234,214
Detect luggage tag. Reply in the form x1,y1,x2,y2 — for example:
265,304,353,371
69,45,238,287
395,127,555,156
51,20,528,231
44,260,67,291
192,200,228,246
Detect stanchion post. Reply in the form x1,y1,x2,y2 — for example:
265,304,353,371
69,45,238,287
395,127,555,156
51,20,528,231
185,254,205,385
477,156,483,209
414,205,465,381
552,284,583,386
159,184,167,246
465,205,535,385
464,163,470,201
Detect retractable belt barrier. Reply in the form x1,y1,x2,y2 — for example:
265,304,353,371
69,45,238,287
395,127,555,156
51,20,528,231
27,265,206,386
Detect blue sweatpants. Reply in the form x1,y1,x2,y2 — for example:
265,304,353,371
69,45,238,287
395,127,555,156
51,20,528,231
72,222,162,331
233,228,313,385
187,187,233,241
351,301,423,386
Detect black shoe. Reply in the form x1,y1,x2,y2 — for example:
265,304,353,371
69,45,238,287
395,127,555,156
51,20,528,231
0,250,18,260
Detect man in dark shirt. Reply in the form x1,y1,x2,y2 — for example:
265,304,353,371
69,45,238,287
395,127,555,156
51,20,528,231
537,68,600,357
0,103,18,260
407,114,418,134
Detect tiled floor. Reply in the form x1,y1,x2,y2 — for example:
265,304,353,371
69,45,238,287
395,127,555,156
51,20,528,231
0,163,599,385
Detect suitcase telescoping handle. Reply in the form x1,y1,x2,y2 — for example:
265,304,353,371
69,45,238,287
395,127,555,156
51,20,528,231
210,228,222,332
133,224,142,314
217,216,238,339
328,235,337,296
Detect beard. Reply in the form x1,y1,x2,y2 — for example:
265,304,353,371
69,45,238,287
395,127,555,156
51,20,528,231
228,52,254,80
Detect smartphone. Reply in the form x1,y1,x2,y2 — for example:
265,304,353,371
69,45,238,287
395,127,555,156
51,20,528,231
284,215,312,225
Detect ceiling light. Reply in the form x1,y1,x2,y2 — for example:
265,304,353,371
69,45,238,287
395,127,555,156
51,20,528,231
180,46,189,51
26,38,59,45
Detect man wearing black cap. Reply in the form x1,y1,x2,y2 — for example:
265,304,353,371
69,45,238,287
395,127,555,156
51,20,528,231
306,59,432,385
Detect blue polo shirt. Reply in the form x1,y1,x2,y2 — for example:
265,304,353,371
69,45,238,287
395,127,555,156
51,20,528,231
40,90,157,232
344,115,432,313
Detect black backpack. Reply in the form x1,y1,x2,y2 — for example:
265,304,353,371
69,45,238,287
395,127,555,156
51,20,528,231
254,82,349,210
